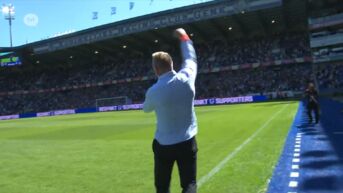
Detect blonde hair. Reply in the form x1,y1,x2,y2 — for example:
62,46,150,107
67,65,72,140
152,51,173,70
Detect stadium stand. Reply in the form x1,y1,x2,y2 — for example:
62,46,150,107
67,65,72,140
315,63,343,91
0,0,340,118
0,33,313,115
0,33,310,91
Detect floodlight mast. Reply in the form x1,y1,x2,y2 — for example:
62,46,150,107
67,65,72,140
2,4,15,47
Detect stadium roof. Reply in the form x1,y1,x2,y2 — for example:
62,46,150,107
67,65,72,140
1,0,307,66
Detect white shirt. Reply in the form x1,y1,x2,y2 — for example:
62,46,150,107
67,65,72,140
143,40,198,145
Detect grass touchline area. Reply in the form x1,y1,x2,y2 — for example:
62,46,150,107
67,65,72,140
198,104,290,188
0,101,298,193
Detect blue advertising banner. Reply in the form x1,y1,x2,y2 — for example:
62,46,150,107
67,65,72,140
0,95,268,121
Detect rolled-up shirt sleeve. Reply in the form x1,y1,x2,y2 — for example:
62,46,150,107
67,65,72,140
179,39,197,81
143,88,154,113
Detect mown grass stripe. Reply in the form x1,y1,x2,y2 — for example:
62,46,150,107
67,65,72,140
198,104,290,188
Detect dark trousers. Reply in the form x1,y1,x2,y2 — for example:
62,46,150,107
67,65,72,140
152,137,197,193
307,103,319,123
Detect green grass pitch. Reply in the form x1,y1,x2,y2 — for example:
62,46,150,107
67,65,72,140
0,101,298,193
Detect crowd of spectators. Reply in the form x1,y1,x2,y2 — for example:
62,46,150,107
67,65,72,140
0,52,153,92
197,33,310,70
315,63,343,91
196,64,313,99
0,33,310,93
0,32,316,115
0,80,153,115
0,63,314,116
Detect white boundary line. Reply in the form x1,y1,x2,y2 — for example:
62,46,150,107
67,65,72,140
288,132,302,190
198,104,290,188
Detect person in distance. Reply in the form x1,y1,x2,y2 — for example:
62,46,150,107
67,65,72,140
305,83,320,124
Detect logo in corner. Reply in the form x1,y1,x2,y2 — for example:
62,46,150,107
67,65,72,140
23,13,39,27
